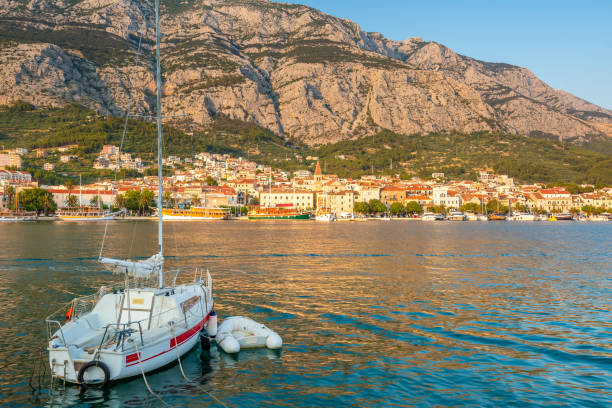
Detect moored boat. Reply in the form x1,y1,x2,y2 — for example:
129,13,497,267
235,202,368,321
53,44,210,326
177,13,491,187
0,210,37,222
248,205,311,220
216,316,282,354
315,210,336,222
511,212,536,221
422,212,444,221
465,212,479,221
56,207,116,221
550,213,574,221
46,269,214,386
589,214,610,222
162,207,230,220
488,213,507,221
45,3,217,389
448,211,467,221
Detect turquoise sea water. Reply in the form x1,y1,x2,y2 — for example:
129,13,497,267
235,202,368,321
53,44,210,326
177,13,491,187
0,221,610,407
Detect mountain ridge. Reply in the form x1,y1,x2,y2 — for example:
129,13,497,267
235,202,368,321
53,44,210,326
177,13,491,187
0,0,611,146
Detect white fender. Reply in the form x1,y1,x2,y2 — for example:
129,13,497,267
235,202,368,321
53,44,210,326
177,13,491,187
207,312,218,337
216,316,282,354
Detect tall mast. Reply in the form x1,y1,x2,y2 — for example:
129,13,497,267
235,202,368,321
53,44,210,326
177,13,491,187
155,0,164,288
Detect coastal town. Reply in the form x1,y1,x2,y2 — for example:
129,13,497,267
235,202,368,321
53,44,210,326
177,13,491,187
1,144,611,221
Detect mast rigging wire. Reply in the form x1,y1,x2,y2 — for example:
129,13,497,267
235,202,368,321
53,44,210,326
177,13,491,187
99,36,144,260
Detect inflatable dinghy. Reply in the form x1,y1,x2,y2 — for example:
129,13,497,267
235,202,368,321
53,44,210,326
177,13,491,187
216,316,282,354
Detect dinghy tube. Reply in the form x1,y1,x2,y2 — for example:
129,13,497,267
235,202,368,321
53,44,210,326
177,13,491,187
216,316,282,354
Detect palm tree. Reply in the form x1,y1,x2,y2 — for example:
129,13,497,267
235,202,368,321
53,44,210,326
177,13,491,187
163,191,172,208
5,186,15,210
42,193,51,215
67,194,79,208
65,181,74,208
192,193,200,207
139,192,149,215
115,194,126,210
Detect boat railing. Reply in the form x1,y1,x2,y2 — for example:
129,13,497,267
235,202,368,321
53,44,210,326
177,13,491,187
45,318,69,347
93,320,145,357
45,272,210,350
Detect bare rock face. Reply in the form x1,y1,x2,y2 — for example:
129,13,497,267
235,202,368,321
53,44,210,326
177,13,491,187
0,0,610,145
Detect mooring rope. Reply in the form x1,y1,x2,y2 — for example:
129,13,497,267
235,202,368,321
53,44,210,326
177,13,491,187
131,339,172,408
169,323,230,408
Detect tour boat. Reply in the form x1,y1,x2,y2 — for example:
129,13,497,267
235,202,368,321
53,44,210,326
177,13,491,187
45,5,215,388
247,205,311,220
56,207,116,221
162,207,230,220
447,211,467,221
422,212,444,221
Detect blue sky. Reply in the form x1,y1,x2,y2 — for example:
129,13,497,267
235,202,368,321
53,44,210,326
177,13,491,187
281,0,612,110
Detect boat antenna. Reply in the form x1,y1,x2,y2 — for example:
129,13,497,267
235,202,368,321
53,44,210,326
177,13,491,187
155,0,164,289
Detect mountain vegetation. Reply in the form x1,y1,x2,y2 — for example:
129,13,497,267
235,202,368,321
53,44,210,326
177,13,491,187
1,102,611,185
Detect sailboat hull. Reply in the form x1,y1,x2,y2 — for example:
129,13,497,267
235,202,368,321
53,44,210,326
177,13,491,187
49,315,209,384
47,282,213,386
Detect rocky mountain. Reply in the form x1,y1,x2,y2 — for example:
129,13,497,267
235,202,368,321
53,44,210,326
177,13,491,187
1,0,611,146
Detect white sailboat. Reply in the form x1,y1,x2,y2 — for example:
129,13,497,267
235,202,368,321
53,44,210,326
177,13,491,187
45,2,214,388
315,186,336,221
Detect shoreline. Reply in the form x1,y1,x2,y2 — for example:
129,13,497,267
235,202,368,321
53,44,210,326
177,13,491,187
3,216,609,223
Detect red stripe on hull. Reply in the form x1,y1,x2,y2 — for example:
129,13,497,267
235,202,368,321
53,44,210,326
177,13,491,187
125,314,209,367
125,352,141,364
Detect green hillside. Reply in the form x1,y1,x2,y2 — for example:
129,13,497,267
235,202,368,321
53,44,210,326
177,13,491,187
1,102,611,185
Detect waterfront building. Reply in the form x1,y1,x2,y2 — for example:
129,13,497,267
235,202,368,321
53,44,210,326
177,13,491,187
535,188,573,212
352,183,381,203
432,186,462,209
317,190,355,217
381,186,406,208
46,188,116,208
577,193,612,209
260,188,315,210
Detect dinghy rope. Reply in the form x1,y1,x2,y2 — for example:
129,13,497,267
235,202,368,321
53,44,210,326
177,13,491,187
169,323,230,408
